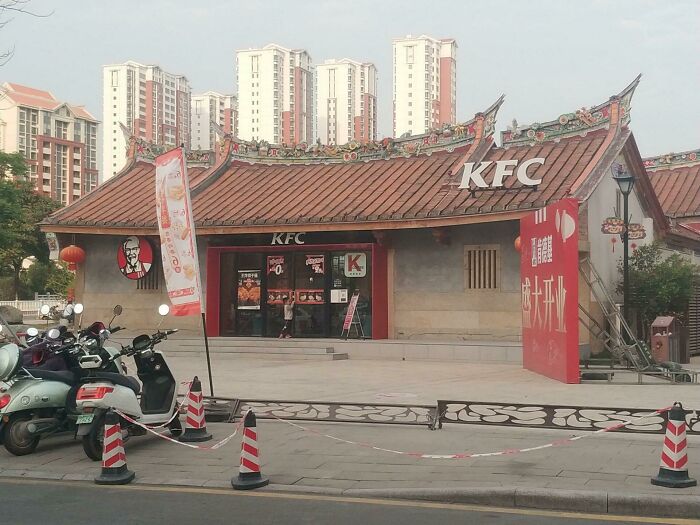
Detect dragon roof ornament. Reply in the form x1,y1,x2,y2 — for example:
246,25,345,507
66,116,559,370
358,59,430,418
501,75,641,148
223,96,504,165
643,148,700,171
120,122,215,166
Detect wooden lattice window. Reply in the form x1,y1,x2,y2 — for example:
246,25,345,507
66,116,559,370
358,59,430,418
464,244,500,290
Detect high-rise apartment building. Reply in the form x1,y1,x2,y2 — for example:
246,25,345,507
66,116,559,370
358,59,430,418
102,61,191,180
0,82,99,206
236,44,313,145
392,35,457,137
191,92,238,150
316,59,378,145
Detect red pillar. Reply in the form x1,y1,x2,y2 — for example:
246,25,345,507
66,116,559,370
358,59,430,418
371,243,388,339
205,247,221,336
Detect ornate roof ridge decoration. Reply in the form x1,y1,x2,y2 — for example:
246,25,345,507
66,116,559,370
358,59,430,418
225,96,505,165
643,148,700,171
501,75,641,148
120,122,215,167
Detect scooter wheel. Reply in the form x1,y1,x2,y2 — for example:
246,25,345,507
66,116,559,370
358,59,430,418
82,412,105,461
3,415,40,456
168,418,183,437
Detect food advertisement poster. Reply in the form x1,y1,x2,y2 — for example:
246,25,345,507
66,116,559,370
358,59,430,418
267,255,286,275
305,255,325,274
155,148,202,316
267,289,292,305
237,270,261,310
297,289,324,305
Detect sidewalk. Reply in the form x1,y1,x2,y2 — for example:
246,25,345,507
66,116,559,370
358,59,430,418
1,420,699,517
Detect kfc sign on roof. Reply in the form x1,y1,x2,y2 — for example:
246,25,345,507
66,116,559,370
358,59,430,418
459,158,545,189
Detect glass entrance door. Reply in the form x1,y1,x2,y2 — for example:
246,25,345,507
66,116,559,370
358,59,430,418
293,253,327,337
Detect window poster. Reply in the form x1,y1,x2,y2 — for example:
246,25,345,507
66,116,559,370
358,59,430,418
267,289,292,305
305,255,325,274
237,270,261,310
267,255,286,275
297,289,324,305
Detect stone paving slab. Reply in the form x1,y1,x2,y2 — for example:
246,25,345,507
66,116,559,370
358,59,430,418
1,419,698,499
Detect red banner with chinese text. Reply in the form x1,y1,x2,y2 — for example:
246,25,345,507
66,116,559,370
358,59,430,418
155,148,202,316
520,199,579,384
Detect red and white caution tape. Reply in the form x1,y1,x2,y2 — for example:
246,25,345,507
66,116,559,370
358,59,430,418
267,406,673,460
114,409,244,450
139,380,194,430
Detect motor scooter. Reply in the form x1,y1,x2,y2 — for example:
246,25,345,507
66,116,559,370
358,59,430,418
76,304,182,461
0,305,125,455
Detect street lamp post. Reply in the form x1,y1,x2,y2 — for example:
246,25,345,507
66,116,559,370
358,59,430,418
612,164,636,327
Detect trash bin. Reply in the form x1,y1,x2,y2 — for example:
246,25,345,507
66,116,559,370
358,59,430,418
651,316,680,363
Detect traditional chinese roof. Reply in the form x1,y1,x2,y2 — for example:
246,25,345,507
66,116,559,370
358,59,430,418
646,148,700,219
501,75,640,148
41,82,657,237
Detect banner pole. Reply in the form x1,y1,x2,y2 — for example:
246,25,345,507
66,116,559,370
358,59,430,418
201,312,214,397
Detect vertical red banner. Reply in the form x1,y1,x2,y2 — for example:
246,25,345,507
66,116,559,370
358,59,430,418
520,198,579,384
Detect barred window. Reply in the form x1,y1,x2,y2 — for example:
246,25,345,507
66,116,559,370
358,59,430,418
137,253,160,291
464,244,500,290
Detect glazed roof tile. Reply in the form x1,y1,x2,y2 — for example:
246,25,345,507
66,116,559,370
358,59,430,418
646,149,700,218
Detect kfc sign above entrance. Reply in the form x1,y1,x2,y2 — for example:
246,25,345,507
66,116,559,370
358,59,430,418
459,157,545,189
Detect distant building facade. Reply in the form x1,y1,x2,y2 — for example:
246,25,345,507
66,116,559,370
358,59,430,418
102,61,191,180
236,44,313,145
392,35,457,137
191,91,238,150
0,82,99,205
316,59,378,145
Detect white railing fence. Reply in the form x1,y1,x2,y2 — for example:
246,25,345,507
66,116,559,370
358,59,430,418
0,299,63,320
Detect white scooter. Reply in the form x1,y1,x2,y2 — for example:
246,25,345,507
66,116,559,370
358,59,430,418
75,304,182,460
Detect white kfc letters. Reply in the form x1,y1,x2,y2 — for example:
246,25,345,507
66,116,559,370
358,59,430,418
458,157,545,189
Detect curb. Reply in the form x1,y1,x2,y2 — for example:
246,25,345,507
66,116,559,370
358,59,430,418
4,471,700,519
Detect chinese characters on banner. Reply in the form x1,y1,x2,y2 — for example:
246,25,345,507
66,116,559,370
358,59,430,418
155,148,202,316
305,255,325,274
520,199,579,384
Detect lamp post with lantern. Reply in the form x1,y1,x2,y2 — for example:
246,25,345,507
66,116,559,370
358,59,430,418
612,163,636,326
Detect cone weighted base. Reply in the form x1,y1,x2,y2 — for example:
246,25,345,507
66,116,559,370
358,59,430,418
179,427,213,443
651,468,697,489
231,471,269,490
95,464,135,485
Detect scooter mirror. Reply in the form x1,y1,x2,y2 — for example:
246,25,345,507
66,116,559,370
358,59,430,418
113,305,123,316
47,328,61,340
158,304,170,316
26,327,39,337
40,304,51,316
74,303,84,314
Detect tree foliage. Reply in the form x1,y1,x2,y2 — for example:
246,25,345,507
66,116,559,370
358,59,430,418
0,152,61,298
619,242,699,339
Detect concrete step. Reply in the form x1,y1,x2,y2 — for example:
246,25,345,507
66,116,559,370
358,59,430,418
169,347,349,361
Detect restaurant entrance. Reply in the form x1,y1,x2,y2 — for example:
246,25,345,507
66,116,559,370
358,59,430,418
218,245,373,338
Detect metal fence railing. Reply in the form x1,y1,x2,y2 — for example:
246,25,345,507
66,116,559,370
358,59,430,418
0,299,63,320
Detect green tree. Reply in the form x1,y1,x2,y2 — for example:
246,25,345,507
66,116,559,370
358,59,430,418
619,242,699,340
21,260,73,297
0,152,61,299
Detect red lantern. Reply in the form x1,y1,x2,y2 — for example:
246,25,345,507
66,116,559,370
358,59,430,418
514,236,522,253
59,245,86,271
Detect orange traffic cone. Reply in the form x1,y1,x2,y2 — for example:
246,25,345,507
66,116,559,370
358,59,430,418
651,402,697,488
179,376,212,443
231,410,269,490
94,410,135,485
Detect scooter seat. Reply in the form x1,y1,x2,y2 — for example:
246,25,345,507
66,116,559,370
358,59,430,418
89,372,141,395
28,369,78,386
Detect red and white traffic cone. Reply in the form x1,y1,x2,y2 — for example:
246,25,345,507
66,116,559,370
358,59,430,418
651,402,697,488
94,410,135,485
231,409,269,490
179,376,212,443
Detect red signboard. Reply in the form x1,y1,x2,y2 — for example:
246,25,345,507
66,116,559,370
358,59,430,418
342,292,360,331
520,199,579,384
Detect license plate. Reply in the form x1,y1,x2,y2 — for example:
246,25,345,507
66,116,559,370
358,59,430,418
76,414,94,425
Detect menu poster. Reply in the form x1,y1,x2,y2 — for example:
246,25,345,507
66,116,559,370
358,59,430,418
305,255,325,275
267,255,286,275
237,270,261,310
267,288,292,305
297,289,324,305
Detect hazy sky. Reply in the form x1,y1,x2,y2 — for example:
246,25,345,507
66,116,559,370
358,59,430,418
1,0,698,156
